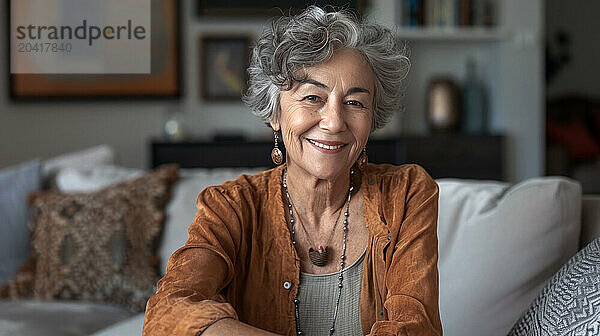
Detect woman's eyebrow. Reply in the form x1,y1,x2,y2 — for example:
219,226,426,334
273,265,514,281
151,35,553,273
346,87,371,95
298,78,329,89
298,78,371,95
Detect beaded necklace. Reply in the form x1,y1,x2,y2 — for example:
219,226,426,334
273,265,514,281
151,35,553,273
283,168,354,335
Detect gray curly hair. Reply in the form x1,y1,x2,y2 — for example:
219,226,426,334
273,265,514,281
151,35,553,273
243,6,411,131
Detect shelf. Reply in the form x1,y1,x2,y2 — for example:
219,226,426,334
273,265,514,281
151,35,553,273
395,26,511,42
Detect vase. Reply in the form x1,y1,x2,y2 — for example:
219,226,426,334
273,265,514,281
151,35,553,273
461,58,488,134
426,76,461,133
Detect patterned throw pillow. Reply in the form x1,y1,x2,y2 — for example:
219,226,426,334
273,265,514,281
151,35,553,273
509,238,600,336
0,164,178,311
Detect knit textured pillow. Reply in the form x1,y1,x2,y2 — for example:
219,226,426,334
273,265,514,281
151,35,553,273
0,164,178,311
508,238,600,336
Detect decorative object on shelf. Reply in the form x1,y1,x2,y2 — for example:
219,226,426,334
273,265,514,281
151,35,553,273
163,108,186,142
426,76,461,133
9,0,181,99
200,35,250,101
196,0,365,17
461,58,488,134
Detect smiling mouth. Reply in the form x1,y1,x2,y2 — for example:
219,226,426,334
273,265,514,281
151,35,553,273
307,138,347,150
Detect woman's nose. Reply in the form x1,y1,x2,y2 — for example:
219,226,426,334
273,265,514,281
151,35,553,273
319,100,347,133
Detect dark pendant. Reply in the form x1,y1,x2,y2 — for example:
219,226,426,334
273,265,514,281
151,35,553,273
308,246,329,266
271,147,283,165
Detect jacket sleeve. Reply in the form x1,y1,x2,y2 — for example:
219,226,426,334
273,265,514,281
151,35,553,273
143,185,247,336
369,166,443,336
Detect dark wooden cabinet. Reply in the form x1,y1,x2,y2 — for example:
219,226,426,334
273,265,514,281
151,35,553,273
151,134,505,181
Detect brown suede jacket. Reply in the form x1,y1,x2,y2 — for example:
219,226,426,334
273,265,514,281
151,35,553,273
143,163,442,336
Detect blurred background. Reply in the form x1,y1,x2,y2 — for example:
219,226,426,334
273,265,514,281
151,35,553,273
1,0,599,191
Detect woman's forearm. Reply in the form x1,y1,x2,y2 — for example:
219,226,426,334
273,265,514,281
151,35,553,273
202,318,282,336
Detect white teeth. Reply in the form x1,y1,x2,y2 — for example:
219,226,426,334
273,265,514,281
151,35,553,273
308,139,344,150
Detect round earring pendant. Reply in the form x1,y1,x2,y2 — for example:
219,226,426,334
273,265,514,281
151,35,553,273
359,153,368,170
271,147,283,165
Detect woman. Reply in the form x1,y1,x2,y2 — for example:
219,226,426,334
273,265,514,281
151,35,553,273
143,6,441,336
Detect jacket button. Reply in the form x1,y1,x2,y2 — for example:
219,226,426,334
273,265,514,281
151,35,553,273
368,179,375,185
283,281,292,290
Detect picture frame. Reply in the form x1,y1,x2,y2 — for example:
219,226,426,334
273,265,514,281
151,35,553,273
8,0,182,100
199,35,250,101
196,0,367,17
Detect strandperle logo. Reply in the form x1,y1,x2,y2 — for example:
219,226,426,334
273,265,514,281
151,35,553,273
15,20,147,46
11,0,151,74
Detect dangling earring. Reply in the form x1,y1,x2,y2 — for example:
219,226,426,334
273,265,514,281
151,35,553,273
271,131,283,165
358,147,368,170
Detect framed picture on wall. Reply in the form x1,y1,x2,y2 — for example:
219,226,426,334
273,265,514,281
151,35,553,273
8,0,181,99
199,35,250,101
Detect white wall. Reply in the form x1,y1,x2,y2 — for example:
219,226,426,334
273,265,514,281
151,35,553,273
546,0,600,98
498,0,545,181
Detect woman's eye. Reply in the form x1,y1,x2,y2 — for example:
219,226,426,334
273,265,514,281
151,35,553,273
345,100,365,108
303,95,321,103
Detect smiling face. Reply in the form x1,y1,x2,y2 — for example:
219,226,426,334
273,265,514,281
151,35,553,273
271,48,375,181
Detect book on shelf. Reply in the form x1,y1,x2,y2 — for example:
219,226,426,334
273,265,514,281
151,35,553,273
397,0,497,29
400,0,424,27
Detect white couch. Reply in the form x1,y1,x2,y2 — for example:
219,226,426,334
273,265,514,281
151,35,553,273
1,159,599,336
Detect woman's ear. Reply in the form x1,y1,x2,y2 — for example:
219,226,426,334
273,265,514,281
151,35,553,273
269,119,280,132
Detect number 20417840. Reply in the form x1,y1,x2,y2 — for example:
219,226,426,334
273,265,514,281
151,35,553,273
16,42,72,53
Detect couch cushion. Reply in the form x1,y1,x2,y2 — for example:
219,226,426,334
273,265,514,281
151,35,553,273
1,165,178,311
0,159,42,287
0,300,134,336
508,238,600,335
437,177,582,336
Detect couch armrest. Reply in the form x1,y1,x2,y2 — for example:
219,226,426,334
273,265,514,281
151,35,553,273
580,194,600,248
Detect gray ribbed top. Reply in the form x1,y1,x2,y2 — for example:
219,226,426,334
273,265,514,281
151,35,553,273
297,249,366,336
